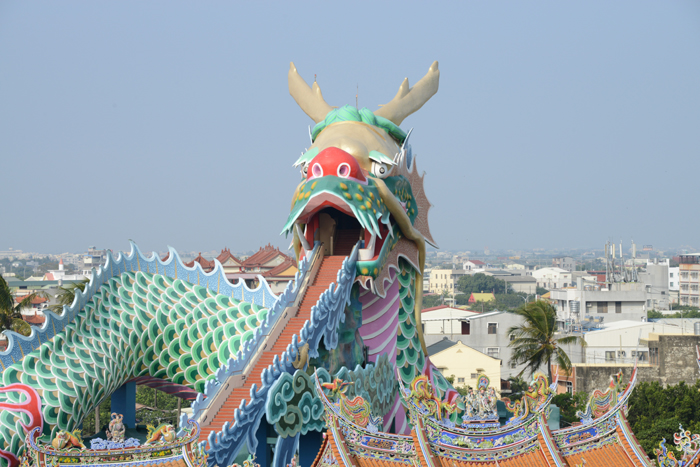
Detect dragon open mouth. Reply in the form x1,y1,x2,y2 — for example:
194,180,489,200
290,192,394,262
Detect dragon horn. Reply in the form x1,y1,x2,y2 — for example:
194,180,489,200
289,62,334,123
375,61,440,126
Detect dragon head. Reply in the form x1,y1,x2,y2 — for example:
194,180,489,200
282,62,439,306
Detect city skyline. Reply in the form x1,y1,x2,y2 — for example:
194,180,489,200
1,2,699,254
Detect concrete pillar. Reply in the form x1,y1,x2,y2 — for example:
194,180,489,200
111,382,136,428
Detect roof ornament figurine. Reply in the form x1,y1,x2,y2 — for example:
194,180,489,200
461,374,499,425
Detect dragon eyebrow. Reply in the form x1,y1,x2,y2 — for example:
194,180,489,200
293,147,320,168
369,150,397,166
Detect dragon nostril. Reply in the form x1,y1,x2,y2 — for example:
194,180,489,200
337,163,350,178
312,163,323,178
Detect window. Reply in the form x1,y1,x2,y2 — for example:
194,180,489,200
565,381,573,395
598,302,608,313
461,321,470,335
605,351,615,362
682,297,689,304
487,323,498,334
510,361,517,369
457,377,465,383
615,301,622,313
682,284,689,291
682,272,689,279
509,333,515,342
693,297,699,305
470,373,478,379
487,348,499,358
670,282,674,287
650,347,659,365
670,273,674,278
692,285,699,292
692,272,699,280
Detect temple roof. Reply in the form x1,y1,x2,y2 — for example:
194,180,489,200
261,258,298,278
242,243,292,269
312,368,652,467
216,247,243,266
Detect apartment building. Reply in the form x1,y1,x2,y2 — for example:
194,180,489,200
428,268,470,294
532,267,572,290
679,254,700,307
552,256,576,272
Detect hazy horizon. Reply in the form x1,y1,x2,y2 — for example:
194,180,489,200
2,2,698,255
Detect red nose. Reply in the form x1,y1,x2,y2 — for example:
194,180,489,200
306,147,366,183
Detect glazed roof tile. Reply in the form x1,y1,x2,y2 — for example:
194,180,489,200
563,442,637,466
434,449,549,466
15,296,47,304
242,244,292,268
216,247,243,266
23,315,46,325
261,258,298,277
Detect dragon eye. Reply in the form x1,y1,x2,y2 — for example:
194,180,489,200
337,163,350,178
371,161,390,179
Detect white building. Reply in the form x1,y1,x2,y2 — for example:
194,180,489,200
43,259,89,282
532,267,572,290
463,260,486,272
421,306,481,335
549,280,647,328
669,267,680,292
638,259,671,311
422,310,533,380
582,320,682,364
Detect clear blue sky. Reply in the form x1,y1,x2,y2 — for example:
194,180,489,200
1,2,699,254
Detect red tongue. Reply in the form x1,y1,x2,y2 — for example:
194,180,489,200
307,147,367,182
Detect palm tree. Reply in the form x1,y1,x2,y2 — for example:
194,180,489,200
0,274,48,337
508,300,586,383
50,278,90,313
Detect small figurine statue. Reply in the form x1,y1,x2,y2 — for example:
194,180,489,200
106,413,125,443
51,429,86,450
145,423,177,444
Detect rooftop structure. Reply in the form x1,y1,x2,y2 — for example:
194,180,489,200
312,369,651,467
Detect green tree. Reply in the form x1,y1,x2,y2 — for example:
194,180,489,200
421,294,443,309
508,300,586,383
627,380,700,458
647,309,664,319
50,278,90,313
0,274,47,337
456,273,511,295
37,262,59,274
536,287,548,296
551,391,589,426
445,375,470,396
506,376,529,402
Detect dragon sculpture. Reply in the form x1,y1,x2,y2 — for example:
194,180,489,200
283,60,458,426
0,62,455,467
